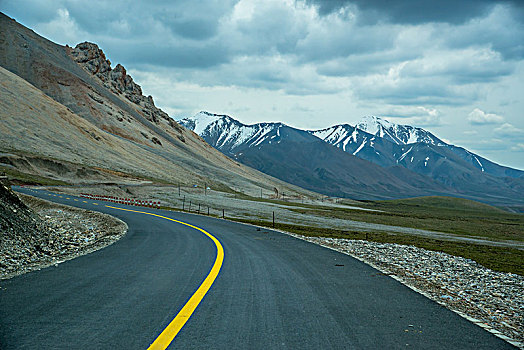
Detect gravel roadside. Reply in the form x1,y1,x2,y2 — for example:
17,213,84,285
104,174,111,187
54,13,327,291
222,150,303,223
6,186,521,346
0,194,127,279
289,234,523,348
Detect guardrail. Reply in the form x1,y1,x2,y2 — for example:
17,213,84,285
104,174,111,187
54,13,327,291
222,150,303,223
79,193,161,208
78,193,275,226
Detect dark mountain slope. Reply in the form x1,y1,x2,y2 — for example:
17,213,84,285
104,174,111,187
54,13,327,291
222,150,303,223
181,112,524,206
180,112,452,200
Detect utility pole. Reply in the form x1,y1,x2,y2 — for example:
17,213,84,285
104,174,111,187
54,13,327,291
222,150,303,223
189,201,191,212
272,211,275,228
178,183,181,197
182,196,185,211
198,203,200,214
205,183,207,196
222,209,225,219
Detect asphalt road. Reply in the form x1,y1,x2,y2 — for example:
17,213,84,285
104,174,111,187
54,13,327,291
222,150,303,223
0,187,515,349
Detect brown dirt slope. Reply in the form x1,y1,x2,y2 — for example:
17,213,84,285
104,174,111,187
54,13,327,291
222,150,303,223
0,13,309,196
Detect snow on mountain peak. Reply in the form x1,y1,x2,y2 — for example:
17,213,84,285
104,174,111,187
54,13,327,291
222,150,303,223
190,111,230,135
356,116,444,146
356,115,383,135
179,112,288,152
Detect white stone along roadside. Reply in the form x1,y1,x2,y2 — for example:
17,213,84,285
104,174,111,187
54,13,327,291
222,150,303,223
290,235,523,348
0,194,127,279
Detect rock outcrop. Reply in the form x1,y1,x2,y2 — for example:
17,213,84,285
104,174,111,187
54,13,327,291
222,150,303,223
0,186,127,279
70,42,175,126
0,13,308,197
0,184,41,247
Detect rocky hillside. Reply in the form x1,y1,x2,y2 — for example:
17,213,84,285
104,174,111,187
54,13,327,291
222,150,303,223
0,13,308,197
0,184,127,279
68,41,179,135
0,184,42,258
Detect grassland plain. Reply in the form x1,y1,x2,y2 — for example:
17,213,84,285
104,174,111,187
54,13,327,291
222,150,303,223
287,196,524,242
232,218,524,276
160,193,524,275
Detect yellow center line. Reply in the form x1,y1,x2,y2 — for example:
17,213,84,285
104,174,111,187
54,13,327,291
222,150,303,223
82,201,87,203
66,197,70,200
105,205,224,349
92,203,98,205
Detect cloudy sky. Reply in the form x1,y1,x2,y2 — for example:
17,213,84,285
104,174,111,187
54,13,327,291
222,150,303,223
3,0,524,169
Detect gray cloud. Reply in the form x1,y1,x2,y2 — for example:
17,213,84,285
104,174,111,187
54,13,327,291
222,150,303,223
461,139,509,152
295,20,398,62
306,0,520,25
441,4,524,60
164,18,218,40
356,79,480,106
379,106,442,127
110,40,231,69
55,0,237,40
315,49,419,77
1,0,57,24
399,49,515,85
2,0,524,168
494,123,523,137
468,108,504,125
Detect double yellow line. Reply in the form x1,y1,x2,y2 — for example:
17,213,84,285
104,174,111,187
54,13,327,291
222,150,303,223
105,206,224,349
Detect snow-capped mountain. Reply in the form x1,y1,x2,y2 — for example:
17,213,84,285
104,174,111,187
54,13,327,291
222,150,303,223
310,116,448,170
178,112,450,200
310,124,371,153
312,116,524,179
356,116,446,146
179,111,280,150
179,111,313,156
309,125,399,167
179,111,524,206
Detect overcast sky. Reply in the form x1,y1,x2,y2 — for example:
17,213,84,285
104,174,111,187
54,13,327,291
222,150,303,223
3,0,524,169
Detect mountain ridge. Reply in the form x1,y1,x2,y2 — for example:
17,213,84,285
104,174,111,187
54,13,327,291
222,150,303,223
356,116,446,146
180,112,457,200
180,111,524,206
315,116,523,179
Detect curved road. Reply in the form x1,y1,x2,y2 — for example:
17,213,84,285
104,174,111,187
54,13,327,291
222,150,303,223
0,188,515,349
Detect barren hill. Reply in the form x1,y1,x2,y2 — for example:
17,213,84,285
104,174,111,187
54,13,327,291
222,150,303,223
0,13,308,197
